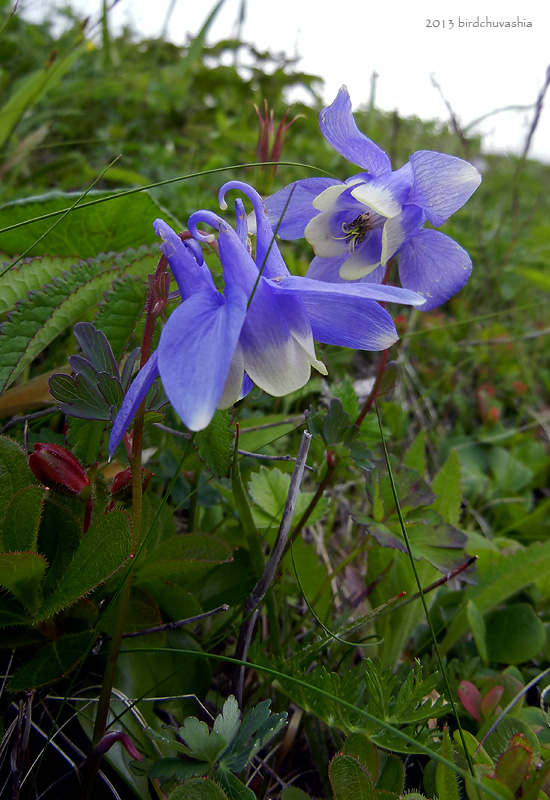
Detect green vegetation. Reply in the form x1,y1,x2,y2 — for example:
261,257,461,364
1,2,550,799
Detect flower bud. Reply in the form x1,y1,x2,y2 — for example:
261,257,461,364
29,443,90,496
110,466,153,504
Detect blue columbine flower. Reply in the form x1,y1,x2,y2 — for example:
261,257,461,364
109,182,425,454
262,86,482,311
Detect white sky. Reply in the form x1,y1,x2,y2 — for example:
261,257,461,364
19,0,550,162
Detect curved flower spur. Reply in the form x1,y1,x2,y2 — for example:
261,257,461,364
109,182,425,455
263,86,482,311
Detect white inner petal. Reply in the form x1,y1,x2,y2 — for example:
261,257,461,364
350,182,402,218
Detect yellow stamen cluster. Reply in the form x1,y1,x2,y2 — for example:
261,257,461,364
334,212,372,253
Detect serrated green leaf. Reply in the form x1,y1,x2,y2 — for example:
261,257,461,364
342,734,378,779
0,592,32,628
179,717,228,764
323,398,352,445
213,696,241,748
49,372,111,420
0,551,46,614
435,728,460,800
8,630,93,691
38,496,82,596
329,754,375,800
195,410,234,479
248,467,328,529
66,418,106,465
94,275,147,361
0,249,156,392
1,485,45,552
149,758,210,782
168,777,229,800
135,533,233,584
403,430,427,477
0,190,175,258
0,435,35,525
36,510,132,619
431,449,462,527
0,255,81,315
215,768,256,800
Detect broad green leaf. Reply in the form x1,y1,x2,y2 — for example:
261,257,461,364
168,777,229,800
248,467,328,530
0,435,35,524
281,790,311,800
1,485,45,552
135,533,233,584
329,753,375,800
441,540,550,654
0,190,176,258
431,450,462,527
0,551,46,615
342,734,378,780
0,592,32,628
38,496,83,596
8,630,93,691
485,603,545,665
377,753,404,793
195,410,234,479
36,510,132,619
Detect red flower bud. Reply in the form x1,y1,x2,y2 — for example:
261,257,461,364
29,443,90,496
110,466,153,503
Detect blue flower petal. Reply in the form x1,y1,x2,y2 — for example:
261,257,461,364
320,86,392,177
219,181,289,279
398,229,472,311
109,350,160,459
153,219,216,300
307,254,386,285
292,290,398,350
158,283,248,430
263,178,341,239
274,274,425,309
240,277,324,395
408,151,481,226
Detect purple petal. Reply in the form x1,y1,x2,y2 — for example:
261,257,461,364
274,274,425,307
158,284,248,430
153,219,216,300
408,151,481,226
109,351,160,459
398,229,472,311
290,289,399,350
307,255,386,285
240,277,323,395
320,86,392,177
219,181,289,279
263,178,341,239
